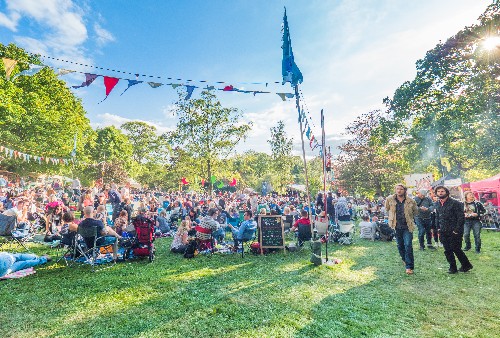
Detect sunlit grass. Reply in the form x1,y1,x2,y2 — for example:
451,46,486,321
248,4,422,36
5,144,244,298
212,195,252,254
0,232,498,337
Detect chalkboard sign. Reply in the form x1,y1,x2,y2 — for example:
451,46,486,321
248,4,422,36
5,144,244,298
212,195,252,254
258,215,285,253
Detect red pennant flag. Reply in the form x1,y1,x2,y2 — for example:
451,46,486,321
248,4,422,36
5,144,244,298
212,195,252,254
223,85,234,91
104,76,119,96
201,179,206,186
229,178,237,187
181,177,189,185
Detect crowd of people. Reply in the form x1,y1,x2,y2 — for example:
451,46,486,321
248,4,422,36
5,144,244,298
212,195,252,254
0,173,496,277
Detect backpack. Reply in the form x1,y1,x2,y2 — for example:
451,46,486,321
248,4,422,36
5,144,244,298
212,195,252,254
183,239,198,258
0,214,17,236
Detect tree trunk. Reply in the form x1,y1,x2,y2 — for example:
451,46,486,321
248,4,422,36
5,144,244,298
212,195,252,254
207,158,212,195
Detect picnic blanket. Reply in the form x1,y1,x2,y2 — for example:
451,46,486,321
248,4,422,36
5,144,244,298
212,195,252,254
0,267,36,280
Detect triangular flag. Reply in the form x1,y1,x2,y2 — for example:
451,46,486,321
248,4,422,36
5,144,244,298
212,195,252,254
2,58,18,80
217,181,224,189
305,127,311,139
13,64,44,79
276,93,287,101
148,82,163,88
57,69,76,76
210,175,217,184
72,73,98,89
282,9,303,87
120,79,143,96
310,135,315,148
185,85,196,100
229,178,237,187
223,85,234,91
201,179,206,186
204,86,215,91
181,177,189,185
171,84,182,89
99,76,120,102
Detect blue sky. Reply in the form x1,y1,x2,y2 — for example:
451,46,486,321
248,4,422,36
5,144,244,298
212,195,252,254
0,0,490,157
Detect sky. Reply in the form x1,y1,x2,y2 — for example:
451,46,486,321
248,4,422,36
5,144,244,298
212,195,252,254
0,0,491,157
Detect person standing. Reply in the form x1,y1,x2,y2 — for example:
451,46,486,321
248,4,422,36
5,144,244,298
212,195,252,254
414,189,436,250
463,191,486,253
434,186,472,274
385,184,418,275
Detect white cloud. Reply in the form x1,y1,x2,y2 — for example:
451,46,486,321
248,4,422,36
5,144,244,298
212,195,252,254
94,113,173,135
94,23,115,47
0,10,20,30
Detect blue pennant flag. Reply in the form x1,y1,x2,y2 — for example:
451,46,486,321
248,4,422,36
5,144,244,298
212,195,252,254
282,8,303,87
13,64,44,80
120,79,143,96
185,85,196,100
305,127,311,139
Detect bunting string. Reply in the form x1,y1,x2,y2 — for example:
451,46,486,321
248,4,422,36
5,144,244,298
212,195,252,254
5,56,297,102
0,144,73,166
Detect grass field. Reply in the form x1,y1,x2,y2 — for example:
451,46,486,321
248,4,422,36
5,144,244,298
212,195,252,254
1,231,499,338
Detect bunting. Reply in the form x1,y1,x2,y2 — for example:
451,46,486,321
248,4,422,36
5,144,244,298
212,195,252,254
0,144,73,166
120,79,143,96
13,64,44,80
99,76,120,102
72,73,99,89
2,58,17,80
282,8,303,87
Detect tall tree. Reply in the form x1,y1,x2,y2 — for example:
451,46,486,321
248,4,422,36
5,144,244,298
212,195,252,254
121,121,170,164
267,120,294,193
0,43,93,175
169,90,252,193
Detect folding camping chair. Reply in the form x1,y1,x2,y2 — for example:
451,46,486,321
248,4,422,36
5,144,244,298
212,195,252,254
337,221,355,245
0,214,31,252
73,225,116,272
314,218,329,237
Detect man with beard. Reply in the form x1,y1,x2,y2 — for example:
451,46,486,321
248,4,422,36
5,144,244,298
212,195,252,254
385,184,419,275
434,186,472,274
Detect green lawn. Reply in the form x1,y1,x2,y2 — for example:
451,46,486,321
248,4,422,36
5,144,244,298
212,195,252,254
1,232,499,338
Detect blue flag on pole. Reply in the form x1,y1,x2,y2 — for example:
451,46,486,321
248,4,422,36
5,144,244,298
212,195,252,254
282,8,303,87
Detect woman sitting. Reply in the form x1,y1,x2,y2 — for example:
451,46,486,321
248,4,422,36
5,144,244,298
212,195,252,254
156,210,170,234
45,204,63,242
170,220,190,253
60,212,78,246
113,210,129,236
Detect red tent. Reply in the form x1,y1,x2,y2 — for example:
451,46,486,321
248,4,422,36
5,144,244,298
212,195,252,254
469,173,500,206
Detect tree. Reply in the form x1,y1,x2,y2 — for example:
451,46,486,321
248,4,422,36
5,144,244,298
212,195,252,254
377,4,500,180
0,43,94,176
336,111,409,197
267,120,294,193
121,121,170,164
83,126,135,185
169,90,252,193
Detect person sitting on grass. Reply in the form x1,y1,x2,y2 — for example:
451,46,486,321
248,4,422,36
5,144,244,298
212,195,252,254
290,210,312,245
79,206,121,261
359,215,376,241
171,220,191,253
0,252,51,277
229,210,257,252
113,210,129,236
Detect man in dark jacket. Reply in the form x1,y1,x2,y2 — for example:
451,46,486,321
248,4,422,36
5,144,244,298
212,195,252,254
414,189,436,250
434,186,472,274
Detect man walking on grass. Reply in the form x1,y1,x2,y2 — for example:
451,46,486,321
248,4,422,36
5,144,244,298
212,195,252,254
385,184,419,275
414,189,436,251
434,186,472,274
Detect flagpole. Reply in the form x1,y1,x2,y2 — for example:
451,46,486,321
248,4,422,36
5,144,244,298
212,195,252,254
295,85,313,232
321,109,329,261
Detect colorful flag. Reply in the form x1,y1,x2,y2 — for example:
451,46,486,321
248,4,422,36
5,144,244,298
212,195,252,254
2,58,18,80
99,76,119,102
13,64,44,79
72,73,98,89
282,8,303,87
185,85,196,100
120,79,143,96
210,175,217,184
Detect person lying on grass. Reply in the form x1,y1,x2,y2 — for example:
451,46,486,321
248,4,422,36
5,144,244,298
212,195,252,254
0,252,51,277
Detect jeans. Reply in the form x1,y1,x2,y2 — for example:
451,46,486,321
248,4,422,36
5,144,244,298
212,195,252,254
463,220,481,251
395,228,414,270
0,253,47,277
212,227,226,243
441,233,472,271
415,217,433,248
